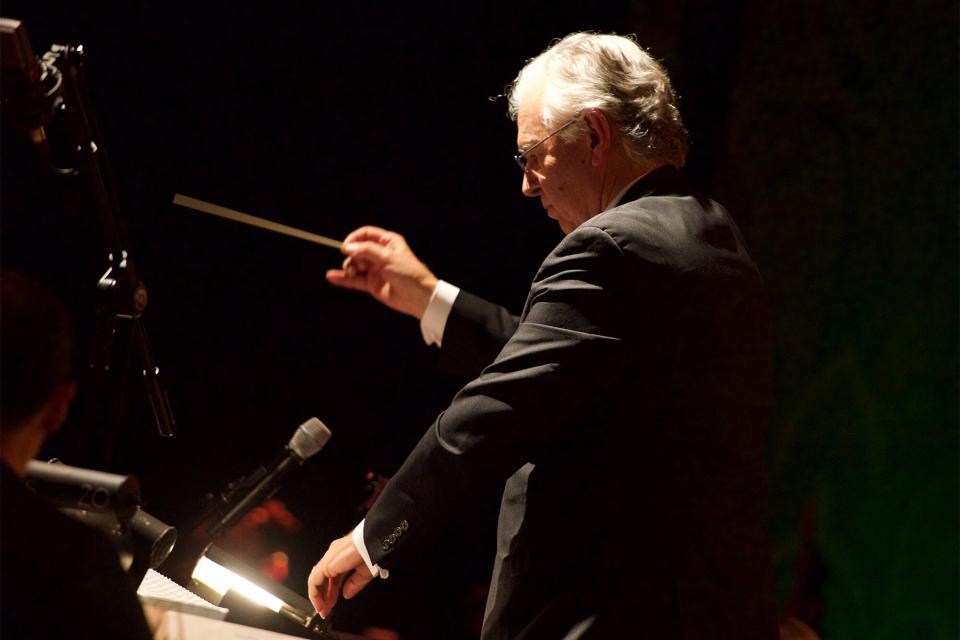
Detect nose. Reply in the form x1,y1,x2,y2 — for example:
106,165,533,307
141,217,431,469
521,169,540,198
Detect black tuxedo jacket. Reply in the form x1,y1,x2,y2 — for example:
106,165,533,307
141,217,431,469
365,167,778,639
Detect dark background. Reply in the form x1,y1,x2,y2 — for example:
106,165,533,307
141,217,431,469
2,1,957,638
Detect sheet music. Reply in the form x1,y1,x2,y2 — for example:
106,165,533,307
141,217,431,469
138,568,228,620
153,611,308,640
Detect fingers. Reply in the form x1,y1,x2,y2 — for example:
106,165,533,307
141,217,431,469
326,254,376,287
342,565,375,600
342,240,392,267
308,563,342,618
342,226,398,247
338,227,424,277
325,269,369,292
307,533,370,618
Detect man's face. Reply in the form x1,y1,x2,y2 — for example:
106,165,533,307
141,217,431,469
516,87,598,234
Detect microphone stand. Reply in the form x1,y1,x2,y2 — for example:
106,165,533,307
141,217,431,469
159,465,270,593
44,42,175,451
187,465,272,538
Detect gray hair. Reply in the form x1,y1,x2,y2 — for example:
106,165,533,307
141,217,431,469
508,32,688,167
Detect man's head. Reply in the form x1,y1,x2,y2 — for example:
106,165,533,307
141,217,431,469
0,270,76,475
508,33,688,232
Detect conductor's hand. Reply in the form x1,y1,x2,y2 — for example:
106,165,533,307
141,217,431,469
326,226,438,319
307,533,373,619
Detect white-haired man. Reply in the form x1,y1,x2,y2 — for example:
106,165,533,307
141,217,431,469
309,33,778,639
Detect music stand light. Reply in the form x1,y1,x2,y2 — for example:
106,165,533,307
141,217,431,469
190,544,331,637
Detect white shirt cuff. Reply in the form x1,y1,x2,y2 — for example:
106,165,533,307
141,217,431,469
419,280,460,347
352,521,389,579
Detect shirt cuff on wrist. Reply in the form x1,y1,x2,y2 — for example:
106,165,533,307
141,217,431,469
419,280,460,347
352,521,389,579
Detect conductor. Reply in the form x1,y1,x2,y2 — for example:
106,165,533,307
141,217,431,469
308,33,778,639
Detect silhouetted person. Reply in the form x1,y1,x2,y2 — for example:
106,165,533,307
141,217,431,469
0,269,151,639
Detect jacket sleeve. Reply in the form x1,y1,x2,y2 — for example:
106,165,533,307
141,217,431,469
437,290,520,379
365,225,632,567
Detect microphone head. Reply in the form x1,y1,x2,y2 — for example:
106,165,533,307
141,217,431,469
288,417,332,460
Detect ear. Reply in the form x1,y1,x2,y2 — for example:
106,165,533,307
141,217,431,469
41,382,78,436
583,109,613,167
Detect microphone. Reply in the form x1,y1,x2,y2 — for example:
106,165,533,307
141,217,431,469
208,417,332,536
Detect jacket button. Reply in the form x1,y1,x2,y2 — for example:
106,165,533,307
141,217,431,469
381,542,389,552
387,534,397,545
393,527,402,537
400,520,409,531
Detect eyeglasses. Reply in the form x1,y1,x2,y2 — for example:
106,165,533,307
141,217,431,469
514,116,580,171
